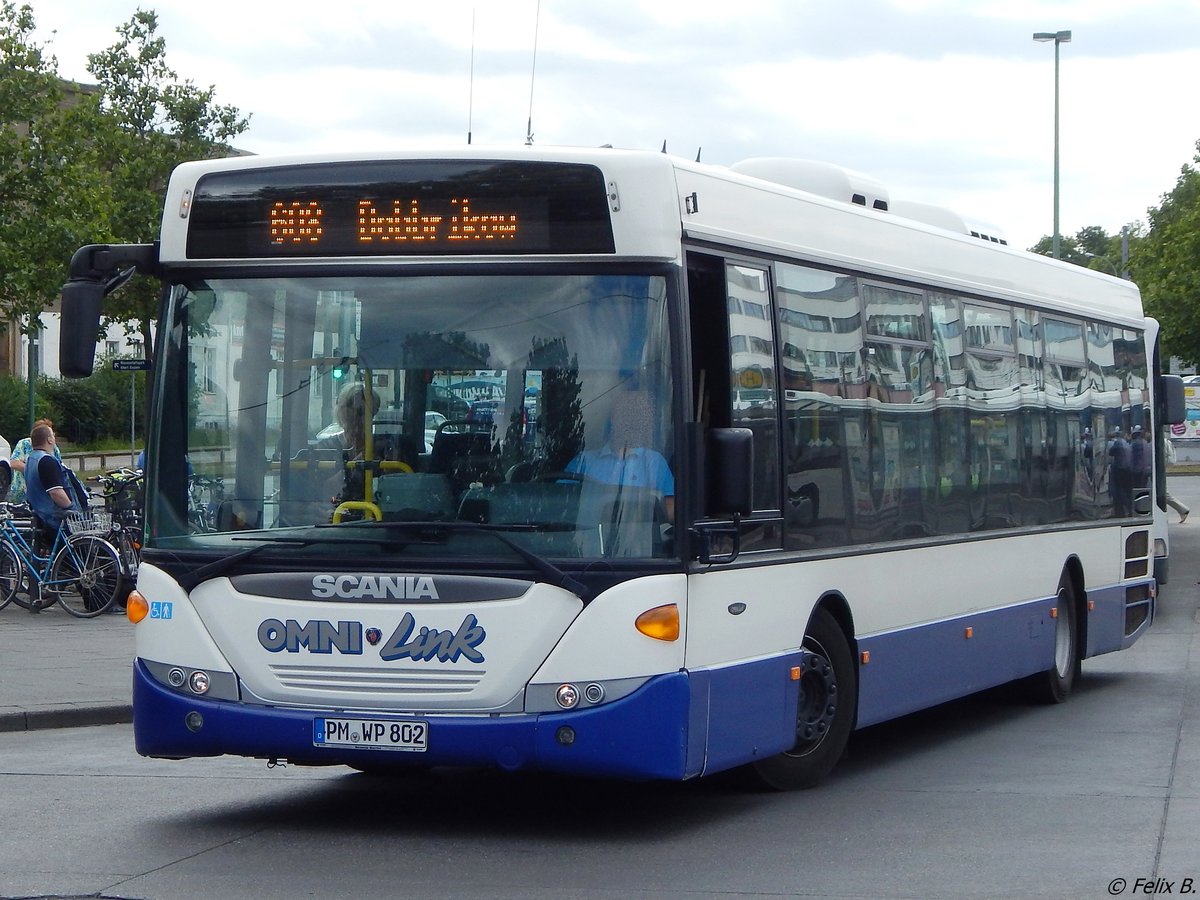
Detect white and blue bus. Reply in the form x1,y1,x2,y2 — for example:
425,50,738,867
60,147,1185,788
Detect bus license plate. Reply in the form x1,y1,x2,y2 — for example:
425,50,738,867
313,718,428,752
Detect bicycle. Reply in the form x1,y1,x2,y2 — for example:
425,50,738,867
0,504,127,618
91,467,144,579
188,473,224,533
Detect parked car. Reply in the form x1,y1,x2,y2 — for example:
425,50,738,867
429,384,471,419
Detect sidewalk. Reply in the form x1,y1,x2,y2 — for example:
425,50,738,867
0,600,134,732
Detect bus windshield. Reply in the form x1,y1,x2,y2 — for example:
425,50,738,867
149,272,674,561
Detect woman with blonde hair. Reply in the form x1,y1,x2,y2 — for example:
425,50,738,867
334,382,380,458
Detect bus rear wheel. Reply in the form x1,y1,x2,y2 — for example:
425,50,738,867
1026,572,1080,704
750,606,857,790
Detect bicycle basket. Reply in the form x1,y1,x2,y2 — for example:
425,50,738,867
65,507,113,535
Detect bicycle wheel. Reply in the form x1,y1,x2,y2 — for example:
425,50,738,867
49,534,126,619
8,537,50,610
0,540,22,610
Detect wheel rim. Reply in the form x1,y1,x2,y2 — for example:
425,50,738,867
53,537,123,616
1054,587,1074,677
786,639,839,758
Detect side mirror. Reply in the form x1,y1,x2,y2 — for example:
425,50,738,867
1161,374,1186,426
58,242,158,379
59,280,107,378
707,427,753,517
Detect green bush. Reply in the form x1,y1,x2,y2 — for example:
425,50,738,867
0,366,147,449
0,375,51,445
40,377,118,444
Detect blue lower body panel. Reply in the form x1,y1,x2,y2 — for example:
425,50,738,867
856,598,1056,728
134,659,696,781
854,579,1155,729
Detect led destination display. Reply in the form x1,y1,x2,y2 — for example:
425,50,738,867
185,159,616,259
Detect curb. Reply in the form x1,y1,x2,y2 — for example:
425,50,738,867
0,703,132,733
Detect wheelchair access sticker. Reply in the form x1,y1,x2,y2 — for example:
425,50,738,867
149,601,173,620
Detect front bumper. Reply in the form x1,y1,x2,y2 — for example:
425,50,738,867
133,658,693,781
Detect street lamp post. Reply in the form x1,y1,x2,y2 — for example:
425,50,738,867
1033,30,1071,259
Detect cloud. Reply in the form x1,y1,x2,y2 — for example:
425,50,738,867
25,0,1200,249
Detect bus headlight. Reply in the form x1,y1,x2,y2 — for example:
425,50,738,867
188,670,211,695
555,683,580,709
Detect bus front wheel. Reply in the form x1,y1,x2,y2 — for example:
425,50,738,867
751,606,857,790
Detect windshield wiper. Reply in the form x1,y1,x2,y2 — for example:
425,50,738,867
323,520,591,600
176,528,439,591
178,540,302,592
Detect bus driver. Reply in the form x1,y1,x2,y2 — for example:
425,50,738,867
566,389,675,521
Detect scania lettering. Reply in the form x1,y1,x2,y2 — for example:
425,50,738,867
60,147,1185,788
310,574,439,600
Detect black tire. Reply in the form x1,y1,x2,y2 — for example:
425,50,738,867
9,537,52,610
750,606,857,790
12,578,57,611
49,534,126,619
1026,572,1081,704
0,541,20,610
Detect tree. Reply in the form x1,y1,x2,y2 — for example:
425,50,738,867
1028,224,1137,277
0,2,112,351
1130,140,1200,365
83,9,250,356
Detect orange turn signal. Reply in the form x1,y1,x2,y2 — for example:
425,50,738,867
635,604,680,641
127,590,149,623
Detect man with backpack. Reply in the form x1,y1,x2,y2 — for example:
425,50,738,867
24,422,86,531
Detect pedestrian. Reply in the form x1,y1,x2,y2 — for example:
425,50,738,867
1164,433,1190,524
8,418,61,505
1130,425,1153,489
1107,427,1132,517
24,422,86,530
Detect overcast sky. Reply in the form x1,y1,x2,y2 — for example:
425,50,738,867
23,0,1200,251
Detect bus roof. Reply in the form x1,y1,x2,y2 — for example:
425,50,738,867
159,145,1143,329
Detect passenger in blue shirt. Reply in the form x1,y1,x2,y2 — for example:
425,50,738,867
566,390,674,521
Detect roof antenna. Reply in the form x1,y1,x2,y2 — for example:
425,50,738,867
467,7,476,145
695,147,702,162
661,140,667,153
525,0,541,145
